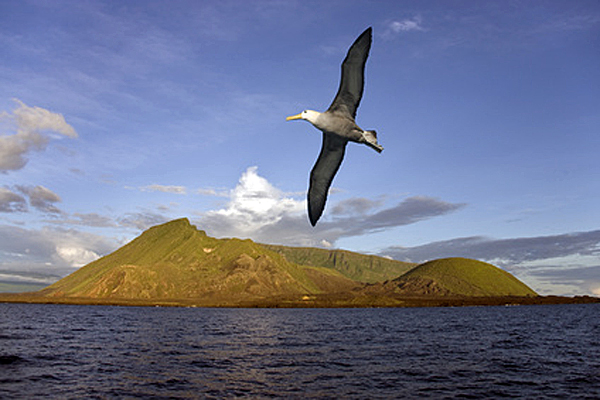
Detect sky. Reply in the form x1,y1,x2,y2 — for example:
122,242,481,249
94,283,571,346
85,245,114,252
1,0,599,296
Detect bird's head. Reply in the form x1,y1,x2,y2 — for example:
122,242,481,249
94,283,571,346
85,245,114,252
286,110,320,125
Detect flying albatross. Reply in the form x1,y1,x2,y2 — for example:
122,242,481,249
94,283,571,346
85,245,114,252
286,27,383,226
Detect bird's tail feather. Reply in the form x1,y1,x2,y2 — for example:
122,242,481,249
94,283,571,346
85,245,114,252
364,130,383,153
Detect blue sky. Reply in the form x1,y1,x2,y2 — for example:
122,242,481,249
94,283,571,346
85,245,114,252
1,0,599,296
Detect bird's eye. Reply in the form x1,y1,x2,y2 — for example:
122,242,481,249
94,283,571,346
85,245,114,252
303,110,307,114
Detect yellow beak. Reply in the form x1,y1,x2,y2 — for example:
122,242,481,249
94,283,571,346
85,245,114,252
286,113,303,121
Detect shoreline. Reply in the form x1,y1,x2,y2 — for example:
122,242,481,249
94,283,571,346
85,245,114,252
1,292,598,309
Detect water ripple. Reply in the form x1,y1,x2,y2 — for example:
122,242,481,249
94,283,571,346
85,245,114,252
0,303,599,398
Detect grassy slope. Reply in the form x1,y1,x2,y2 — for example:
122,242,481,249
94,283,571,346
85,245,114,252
393,257,537,297
262,244,416,283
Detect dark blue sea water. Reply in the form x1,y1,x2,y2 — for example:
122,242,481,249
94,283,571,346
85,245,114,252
0,303,599,399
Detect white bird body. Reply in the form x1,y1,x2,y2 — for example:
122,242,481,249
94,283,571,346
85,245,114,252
286,27,383,226
292,109,383,151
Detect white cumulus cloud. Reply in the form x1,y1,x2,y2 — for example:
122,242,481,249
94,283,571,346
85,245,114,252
201,166,304,237
12,99,77,138
56,246,100,268
0,99,77,172
0,224,118,274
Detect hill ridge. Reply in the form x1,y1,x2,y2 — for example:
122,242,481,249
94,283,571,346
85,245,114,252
262,244,416,283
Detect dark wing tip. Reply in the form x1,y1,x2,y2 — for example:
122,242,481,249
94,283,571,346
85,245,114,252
358,27,372,43
353,27,372,48
308,190,325,226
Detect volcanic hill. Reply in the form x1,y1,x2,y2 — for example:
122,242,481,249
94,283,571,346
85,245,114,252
41,218,365,304
368,257,537,297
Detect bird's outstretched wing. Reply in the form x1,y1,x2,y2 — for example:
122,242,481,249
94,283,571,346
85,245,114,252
327,27,372,119
308,132,347,226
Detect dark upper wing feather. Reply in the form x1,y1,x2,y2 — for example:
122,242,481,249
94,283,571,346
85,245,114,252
308,133,347,226
327,27,372,119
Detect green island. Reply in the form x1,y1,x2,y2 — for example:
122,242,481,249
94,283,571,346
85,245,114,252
1,219,598,308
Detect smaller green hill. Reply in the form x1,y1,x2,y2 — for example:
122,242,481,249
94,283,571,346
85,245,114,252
388,257,536,297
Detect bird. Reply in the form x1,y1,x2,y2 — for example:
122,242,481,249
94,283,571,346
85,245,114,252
286,27,383,226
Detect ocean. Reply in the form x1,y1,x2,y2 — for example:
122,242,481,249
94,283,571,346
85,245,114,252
1,303,599,399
